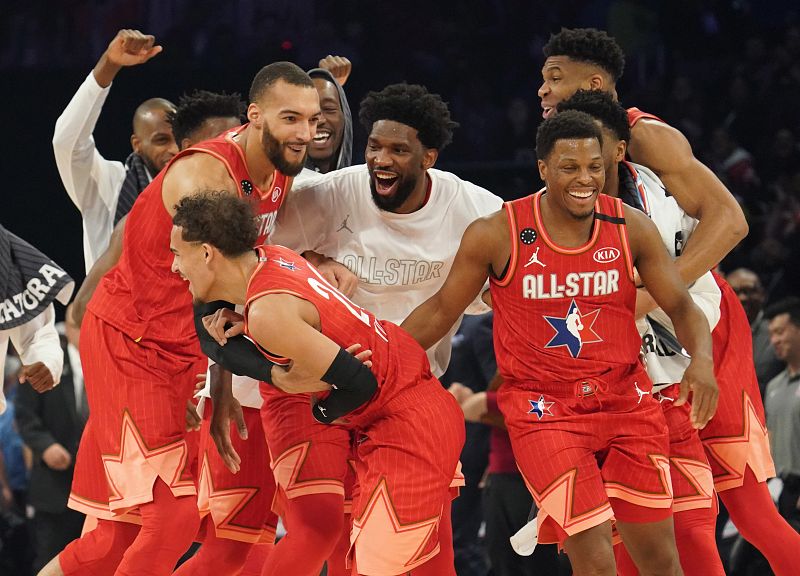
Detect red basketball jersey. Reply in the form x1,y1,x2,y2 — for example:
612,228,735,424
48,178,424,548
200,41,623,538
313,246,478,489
89,124,288,355
489,192,641,388
627,107,665,127
244,244,433,426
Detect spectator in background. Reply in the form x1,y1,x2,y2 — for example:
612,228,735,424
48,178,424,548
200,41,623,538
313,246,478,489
15,305,87,573
727,268,784,397
0,352,33,576
710,126,761,213
764,297,800,530
441,313,493,576
53,29,177,271
451,313,566,576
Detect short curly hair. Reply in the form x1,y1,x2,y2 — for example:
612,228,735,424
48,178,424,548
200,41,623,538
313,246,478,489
543,28,625,82
557,89,630,142
168,90,245,145
536,110,603,161
358,83,459,150
173,191,257,257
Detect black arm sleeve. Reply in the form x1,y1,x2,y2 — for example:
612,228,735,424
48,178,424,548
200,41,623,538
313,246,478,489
311,348,378,424
193,301,275,384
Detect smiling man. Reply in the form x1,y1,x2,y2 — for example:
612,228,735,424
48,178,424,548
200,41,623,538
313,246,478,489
401,110,717,576
40,61,321,576
304,67,353,174
266,82,501,575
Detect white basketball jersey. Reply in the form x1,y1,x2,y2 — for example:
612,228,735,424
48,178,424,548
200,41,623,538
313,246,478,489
271,165,503,376
626,161,721,389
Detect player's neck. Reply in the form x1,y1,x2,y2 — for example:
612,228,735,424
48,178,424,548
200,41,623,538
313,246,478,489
539,192,595,247
603,165,620,198
240,125,276,190
212,251,260,305
393,173,431,214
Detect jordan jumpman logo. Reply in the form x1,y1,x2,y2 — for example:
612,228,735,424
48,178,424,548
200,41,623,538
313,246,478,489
524,246,546,268
337,214,353,233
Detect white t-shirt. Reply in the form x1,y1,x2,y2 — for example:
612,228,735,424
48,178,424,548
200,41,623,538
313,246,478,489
629,162,721,389
271,164,503,376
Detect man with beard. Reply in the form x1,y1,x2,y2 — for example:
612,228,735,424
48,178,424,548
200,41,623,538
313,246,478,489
536,28,800,576
54,29,178,272
206,82,501,575
39,62,320,576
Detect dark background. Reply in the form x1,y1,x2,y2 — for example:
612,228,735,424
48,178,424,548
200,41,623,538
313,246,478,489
3,0,799,302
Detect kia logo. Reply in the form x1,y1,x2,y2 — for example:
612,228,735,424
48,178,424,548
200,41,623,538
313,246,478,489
593,247,620,264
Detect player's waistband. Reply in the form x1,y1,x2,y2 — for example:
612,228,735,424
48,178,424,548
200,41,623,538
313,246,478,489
503,364,646,398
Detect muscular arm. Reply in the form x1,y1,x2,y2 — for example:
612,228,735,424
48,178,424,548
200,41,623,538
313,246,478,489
161,153,236,215
71,216,126,327
247,294,376,422
626,206,718,427
401,211,506,350
628,119,747,285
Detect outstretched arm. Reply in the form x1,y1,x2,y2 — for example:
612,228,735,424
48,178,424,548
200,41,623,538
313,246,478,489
401,212,505,350
626,206,717,428
628,119,747,286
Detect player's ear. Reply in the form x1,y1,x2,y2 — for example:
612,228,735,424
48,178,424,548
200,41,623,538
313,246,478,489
422,148,438,170
616,140,627,163
131,133,141,154
247,103,261,129
588,73,605,91
202,243,214,264
537,159,548,182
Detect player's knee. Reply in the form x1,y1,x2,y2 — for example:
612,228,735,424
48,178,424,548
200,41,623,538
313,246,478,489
288,493,345,553
630,542,682,576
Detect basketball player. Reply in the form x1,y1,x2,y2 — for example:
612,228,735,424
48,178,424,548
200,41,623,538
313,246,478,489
558,89,725,575
170,191,465,576
401,110,718,575
253,83,501,575
538,28,800,574
38,62,320,576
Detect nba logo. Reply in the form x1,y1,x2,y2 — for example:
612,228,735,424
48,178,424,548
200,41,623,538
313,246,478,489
272,186,282,202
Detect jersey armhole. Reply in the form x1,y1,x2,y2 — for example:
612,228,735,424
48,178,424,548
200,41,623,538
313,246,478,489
491,202,517,287
243,288,322,365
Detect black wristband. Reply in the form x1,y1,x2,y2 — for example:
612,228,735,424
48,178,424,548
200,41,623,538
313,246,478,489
312,348,378,424
193,301,275,384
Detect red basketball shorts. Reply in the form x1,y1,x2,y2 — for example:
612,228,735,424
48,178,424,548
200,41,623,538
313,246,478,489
70,311,205,518
196,403,278,543
498,369,673,545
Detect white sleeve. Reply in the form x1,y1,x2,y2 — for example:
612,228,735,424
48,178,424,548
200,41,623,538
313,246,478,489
52,71,126,218
271,175,335,253
8,305,63,388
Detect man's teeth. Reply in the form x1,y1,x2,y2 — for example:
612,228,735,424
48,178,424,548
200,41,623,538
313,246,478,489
313,132,331,143
569,190,594,198
376,173,397,180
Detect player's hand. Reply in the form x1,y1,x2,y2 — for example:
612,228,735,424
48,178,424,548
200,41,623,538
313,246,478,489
19,362,55,392
203,308,245,346
195,373,207,393
316,258,359,297
318,55,352,86
185,399,201,432
461,392,488,422
105,29,162,67
0,485,12,509
448,382,474,404
42,443,72,470
676,356,718,429
210,392,246,474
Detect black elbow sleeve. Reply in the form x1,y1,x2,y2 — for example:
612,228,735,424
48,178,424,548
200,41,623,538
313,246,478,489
312,348,378,424
194,301,275,384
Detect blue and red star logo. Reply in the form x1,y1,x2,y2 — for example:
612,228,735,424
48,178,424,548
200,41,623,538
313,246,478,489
528,395,555,420
543,299,602,358
276,257,301,271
